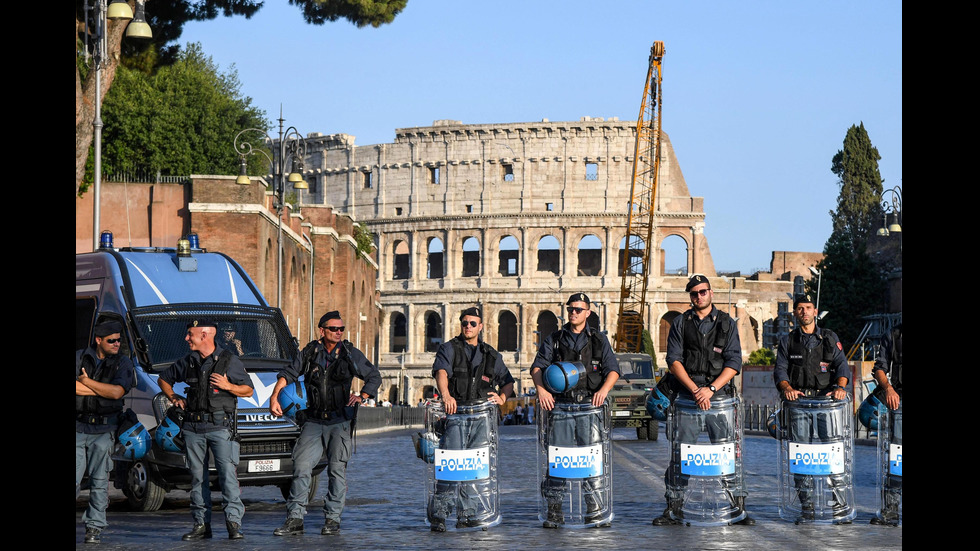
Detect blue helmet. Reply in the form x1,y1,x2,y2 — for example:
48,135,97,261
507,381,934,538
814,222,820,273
115,412,150,460
767,409,782,440
645,387,670,421
413,431,438,463
278,382,308,419
543,361,584,394
154,406,185,452
858,393,885,430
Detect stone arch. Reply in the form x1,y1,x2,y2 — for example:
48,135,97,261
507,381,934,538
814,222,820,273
461,236,480,277
390,311,407,353
497,310,518,352
427,237,445,279
659,311,682,353
535,310,560,346
660,234,689,276
424,311,443,352
536,235,560,275
392,238,410,280
618,235,645,276
498,235,520,277
577,234,602,276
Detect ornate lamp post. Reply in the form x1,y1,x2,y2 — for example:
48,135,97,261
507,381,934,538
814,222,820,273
233,110,308,307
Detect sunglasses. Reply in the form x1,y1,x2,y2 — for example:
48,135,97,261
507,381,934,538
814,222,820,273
461,320,479,328
104,338,122,344
566,307,587,315
689,289,710,297
323,326,345,332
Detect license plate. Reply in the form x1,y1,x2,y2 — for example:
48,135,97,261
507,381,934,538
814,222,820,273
248,459,280,473
613,411,631,417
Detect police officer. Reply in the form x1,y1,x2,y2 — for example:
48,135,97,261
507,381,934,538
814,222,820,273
428,306,515,532
773,293,851,522
158,318,254,540
870,323,902,525
653,275,755,526
270,311,381,536
531,293,621,528
76,320,135,544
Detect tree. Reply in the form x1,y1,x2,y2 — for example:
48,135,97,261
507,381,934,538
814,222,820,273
100,44,268,179
76,0,408,195
829,122,883,250
810,123,887,348
747,347,775,366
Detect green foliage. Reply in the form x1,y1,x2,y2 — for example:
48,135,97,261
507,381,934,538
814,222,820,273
100,43,269,178
812,123,889,349
641,329,658,369
353,224,375,257
747,348,775,366
830,122,884,250
293,0,408,27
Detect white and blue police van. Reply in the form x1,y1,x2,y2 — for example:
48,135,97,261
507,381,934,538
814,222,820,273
76,232,324,511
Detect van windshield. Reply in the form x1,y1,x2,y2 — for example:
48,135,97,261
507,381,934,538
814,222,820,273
129,303,297,370
617,357,654,380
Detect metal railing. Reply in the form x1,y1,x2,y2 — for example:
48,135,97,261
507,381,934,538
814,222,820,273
355,406,425,431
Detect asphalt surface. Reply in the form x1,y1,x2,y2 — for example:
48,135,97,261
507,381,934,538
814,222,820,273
77,425,902,549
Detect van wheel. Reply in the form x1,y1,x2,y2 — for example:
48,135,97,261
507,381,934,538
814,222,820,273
646,420,659,441
636,425,648,440
124,460,166,512
280,473,320,503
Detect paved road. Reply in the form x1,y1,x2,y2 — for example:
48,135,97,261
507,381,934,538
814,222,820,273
77,425,901,549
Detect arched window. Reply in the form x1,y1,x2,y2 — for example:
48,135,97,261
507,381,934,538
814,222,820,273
390,312,407,353
661,235,688,276
537,235,560,275
425,312,443,352
659,311,681,353
619,235,645,276
392,239,410,279
577,234,602,276
427,237,445,279
498,236,519,277
497,311,518,352
462,237,480,277
536,310,559,347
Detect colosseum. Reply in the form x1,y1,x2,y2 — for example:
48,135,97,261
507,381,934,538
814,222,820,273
298,118,806,404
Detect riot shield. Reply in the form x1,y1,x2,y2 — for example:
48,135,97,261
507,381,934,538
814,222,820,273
873,402,902,525
424,400,500,531
777,396,855,524
537,400,613,528
664,395,747,526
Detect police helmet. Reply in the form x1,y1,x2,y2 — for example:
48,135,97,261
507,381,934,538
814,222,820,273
543,361,584,394
154,406,185,452
645,387,671,421
278,382,308,419
766,409,781,440
115,413,151,460
858,393,884,430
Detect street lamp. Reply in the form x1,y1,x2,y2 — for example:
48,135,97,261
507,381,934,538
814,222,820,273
86,0,152,250
233,109,308,307
877,185,903,236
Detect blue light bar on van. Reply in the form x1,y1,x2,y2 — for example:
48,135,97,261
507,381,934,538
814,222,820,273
99,230,114,249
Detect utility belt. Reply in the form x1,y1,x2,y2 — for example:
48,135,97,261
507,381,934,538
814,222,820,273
558,389,594,404
76,412,120,425
184,411,232,424
307,409,348,422
798,388,832,398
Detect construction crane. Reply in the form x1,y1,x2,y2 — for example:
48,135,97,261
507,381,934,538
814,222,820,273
615,41,665,353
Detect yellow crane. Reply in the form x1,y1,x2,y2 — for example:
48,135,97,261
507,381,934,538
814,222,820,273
615,41,665,353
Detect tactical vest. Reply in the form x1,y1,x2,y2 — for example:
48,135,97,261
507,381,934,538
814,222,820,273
185,349,238,415
552,328,605,399
787,329,838,392
890,326,903,390
448,337,497,405
75,349,128,417
681,309,734,390
303,340,355,418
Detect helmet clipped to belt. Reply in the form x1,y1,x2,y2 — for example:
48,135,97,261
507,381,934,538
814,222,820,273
154,405,186,452
543,361,585,394
115,409,150,460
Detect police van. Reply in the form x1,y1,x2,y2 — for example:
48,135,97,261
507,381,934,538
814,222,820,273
76,233,324,511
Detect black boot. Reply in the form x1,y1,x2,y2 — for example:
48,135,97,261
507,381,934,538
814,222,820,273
181,523,212,541
542,500,564,529
652,500,683,526
226,521,244,540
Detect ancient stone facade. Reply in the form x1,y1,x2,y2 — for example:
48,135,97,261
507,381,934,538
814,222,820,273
300,119,805,405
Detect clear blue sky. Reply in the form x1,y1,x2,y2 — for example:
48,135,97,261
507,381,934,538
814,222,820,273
181,0,902,275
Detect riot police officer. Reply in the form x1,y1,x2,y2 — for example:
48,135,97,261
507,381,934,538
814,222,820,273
270,311,381,536
653,274,755,526
773,293,852,523
531,293,620,528
76,320,135,544
428,306,515,532
870,323,902,525
158,318,255,540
